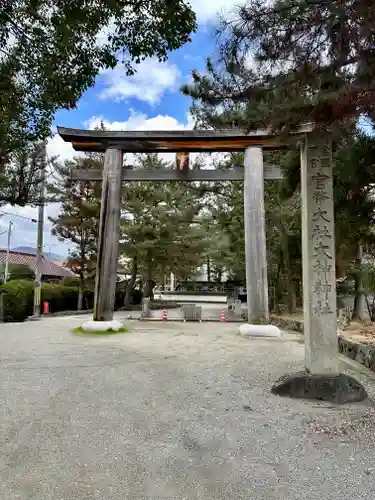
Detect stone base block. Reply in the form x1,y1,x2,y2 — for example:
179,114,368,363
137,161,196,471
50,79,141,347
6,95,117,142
81,319,124,332
239,323,281,338
271,371,367,404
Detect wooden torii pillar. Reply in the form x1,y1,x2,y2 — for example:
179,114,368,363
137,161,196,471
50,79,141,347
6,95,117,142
244,147,268,323
93,147,123,321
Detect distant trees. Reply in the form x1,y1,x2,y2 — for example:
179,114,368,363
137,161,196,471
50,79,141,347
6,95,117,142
49,152,212,303
120,153,209,300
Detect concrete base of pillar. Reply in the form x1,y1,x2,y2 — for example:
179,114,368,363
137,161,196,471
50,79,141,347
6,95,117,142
238,324,281,338
80,319,124,333
271,371,367,404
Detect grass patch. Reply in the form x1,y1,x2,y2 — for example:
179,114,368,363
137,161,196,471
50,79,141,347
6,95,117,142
72,326,129,335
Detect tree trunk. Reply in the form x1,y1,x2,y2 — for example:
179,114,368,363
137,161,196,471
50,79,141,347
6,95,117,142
216,268,222,283
335,247,347,279
78,272,84,311
78,236,85,311
274,259,283,314
145,260,154,299
352,243,365,321
287,277,297,314
78,288,83,311
207,257,211,282
124,257,137,306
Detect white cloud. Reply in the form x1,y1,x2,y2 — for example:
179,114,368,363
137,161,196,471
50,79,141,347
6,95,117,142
85,110,224,170
47,133,79,164
85,109,194,132
85,109,196,165
189,0,241,22
99,58,181,105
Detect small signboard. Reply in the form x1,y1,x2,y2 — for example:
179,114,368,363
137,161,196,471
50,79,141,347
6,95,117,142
263,165,283,180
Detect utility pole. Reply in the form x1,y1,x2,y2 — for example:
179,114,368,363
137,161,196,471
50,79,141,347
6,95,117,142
33,142,46,317
4,220,13,284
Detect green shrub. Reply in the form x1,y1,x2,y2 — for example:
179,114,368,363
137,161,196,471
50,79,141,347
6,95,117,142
114,285,143,310
8,264,35,281
0,280,34,322
0,280,96,322
0,279,140,322
337,278,355,297
59,276,81,288
41,284,77,312
41,284,95,312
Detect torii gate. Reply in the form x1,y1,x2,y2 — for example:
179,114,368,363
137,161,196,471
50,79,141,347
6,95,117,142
58,126,366,403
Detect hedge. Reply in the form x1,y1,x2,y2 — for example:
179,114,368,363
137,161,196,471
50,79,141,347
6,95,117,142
0,280,143,323
0,280,34,323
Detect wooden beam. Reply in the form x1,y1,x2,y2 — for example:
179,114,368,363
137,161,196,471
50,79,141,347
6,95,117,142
58,125,314,153
70,165,284,182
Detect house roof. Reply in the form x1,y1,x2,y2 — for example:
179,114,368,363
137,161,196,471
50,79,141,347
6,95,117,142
0,250,75,277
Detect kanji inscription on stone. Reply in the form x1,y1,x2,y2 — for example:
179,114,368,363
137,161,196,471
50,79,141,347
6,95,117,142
308,144,334,316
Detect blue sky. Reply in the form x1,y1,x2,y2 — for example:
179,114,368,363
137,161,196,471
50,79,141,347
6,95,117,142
0,0,240,258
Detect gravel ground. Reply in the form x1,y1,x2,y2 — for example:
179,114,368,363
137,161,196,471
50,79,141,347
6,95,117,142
1,315,375,499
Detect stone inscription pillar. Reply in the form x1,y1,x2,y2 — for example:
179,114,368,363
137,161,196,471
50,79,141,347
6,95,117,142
271,136,366,403
244,147,269,323
93,147,123,322
300,138,339,375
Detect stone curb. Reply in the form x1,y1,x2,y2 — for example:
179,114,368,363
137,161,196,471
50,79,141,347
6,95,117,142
238,323,281,338
337,336,375,371
270,315,375,373
138,318,243,323
270,315,304,333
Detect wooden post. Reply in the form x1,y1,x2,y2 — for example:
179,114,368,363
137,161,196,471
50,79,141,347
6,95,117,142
93,148,123,321
300,138,339,375
244,147,269,323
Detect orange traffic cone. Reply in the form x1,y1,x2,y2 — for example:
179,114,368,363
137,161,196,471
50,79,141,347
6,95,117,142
162,308,168,321
220,310,226,323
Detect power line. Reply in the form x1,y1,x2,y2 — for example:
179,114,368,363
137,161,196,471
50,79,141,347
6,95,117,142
0,210,37,222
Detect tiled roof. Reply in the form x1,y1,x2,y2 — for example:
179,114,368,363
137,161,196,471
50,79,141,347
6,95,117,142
0,250,74,277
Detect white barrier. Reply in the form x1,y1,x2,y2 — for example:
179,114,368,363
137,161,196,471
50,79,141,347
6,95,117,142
154,293,228,304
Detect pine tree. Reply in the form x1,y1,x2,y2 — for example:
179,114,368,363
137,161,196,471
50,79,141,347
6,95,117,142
182,0,375,133
119,153,209,299
49,155,102,308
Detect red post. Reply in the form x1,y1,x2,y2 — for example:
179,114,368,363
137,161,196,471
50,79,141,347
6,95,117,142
43,301,49,314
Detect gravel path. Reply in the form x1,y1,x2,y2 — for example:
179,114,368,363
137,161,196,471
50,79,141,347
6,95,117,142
1,316,375,499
